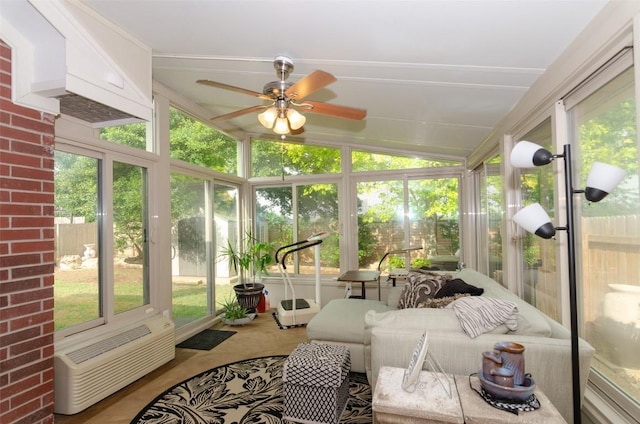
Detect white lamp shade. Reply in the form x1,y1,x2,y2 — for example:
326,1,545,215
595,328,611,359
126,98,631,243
287,109,306,130
273,116,290,135
510,141,553,168
513,203,556,239
585,162,627,202
258,107,277,128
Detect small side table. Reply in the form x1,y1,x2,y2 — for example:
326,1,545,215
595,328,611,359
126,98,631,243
372,366,464,423
337,270,380,300
455,375,567,424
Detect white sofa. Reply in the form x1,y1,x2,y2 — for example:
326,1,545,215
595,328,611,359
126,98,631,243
306,268,594,423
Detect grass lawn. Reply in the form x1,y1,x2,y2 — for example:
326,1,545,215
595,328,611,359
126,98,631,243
54,266,237,331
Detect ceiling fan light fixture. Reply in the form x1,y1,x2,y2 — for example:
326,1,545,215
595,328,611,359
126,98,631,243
287,108,306,130
273,115,290,135
258,107,278,128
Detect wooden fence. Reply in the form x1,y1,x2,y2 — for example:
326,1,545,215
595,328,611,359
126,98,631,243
582,215,640,323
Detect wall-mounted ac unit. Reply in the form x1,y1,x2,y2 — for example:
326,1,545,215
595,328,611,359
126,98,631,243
54,315,175,415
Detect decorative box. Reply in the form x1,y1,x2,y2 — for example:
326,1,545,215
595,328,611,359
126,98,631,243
283,343,351,424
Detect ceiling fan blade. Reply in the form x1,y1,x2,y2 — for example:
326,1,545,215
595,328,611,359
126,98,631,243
290,126,305,136
210,105,266,122
285,70,336,100
300,100,367,120
197,80,272,101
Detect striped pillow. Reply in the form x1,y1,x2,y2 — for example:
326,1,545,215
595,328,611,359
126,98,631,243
450,296,518,338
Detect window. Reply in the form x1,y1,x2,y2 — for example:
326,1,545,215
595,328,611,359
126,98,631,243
251,139,341,177
514,119,559,320
169,107,238,174
352,150,461,172
255,183,340,274
54,148,152,333
100,121,152,151
357,176,460,272
476,155,503,283
54,151,100,330
567,65,639,413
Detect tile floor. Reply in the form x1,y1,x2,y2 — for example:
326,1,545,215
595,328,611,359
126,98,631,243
54,310,309,424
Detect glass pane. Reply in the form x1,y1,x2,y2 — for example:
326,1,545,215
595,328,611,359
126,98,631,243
485,156,504,283
255,186,293,273
214,183,239,310
169,108,238,174
296,184,340,275
357,180,404,269
409,178,460,271
54,151,100,331
170,174,210,327
352,150,461,172
570,66,640,407
112,161,149,314
516,119,559,320
100,121,151,151
251,139,341,177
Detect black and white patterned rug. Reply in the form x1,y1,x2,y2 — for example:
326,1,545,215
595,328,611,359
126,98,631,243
130,355,372,423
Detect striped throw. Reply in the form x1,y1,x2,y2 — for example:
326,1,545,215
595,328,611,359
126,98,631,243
450,296,518,338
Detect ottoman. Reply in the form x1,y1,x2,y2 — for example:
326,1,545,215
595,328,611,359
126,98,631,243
283,343,351,424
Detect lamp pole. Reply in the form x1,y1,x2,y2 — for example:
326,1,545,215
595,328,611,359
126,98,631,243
560,143,582,424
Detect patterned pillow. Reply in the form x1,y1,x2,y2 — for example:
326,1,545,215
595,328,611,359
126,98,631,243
397,270,452,309
417,293,470,308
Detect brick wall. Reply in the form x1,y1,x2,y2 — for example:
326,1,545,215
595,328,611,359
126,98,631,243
0,40,56,424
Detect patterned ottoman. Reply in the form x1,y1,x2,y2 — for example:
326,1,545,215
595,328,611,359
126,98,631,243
283,343,351,424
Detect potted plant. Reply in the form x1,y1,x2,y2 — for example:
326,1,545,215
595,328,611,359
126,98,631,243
219,230,274,312
220,296,252,326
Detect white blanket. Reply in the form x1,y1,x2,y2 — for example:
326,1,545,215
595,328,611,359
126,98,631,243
450,296,518,338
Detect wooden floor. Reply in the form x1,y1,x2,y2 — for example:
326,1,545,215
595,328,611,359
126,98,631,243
54,310,309,424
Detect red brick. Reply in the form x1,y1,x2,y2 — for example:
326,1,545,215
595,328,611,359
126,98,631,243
0,229,42,241
11,115,54,136
9,311,53,336
9,333,52,357
9,216,53,229
0,103,42,122
0,203,42,215
1,126,42,145
0,302,42,323
0,277,41,295
9,357,53,383
1,398,42,424
10,263,54,280
2,351,41,374
0,177,42,192
10,287,53,307
0,326,41,348
0,253,41,268
11,241,53,254
0,151,41,169
11,191,53,204
11,166,53,182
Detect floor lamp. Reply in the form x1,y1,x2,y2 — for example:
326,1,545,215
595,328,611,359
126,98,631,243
510,141,626,424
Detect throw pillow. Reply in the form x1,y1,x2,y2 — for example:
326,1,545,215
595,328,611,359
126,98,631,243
417,293,470,308
434,278,484,298
397,270,452,309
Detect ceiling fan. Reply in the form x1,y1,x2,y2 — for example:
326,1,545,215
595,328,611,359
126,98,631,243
197,56,366,138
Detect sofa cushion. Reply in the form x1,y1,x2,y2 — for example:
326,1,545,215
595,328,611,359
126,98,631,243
307,299,393,344
364,307,511,336
434,278,484,298
397,270,452,309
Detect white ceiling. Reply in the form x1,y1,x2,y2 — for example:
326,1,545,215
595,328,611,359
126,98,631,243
82,0,608,159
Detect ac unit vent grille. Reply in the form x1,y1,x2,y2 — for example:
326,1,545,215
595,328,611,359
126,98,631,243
67,324,152,364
